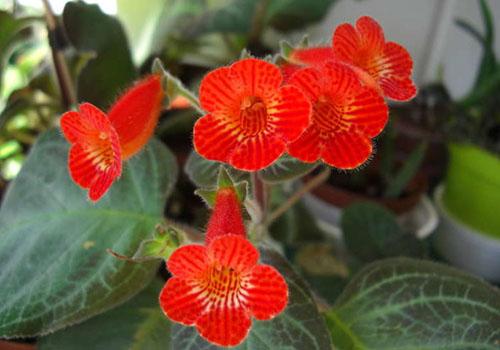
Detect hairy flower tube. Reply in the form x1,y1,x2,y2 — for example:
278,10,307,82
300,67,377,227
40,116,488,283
193,58,311,171
288,61,388,169
288,16,416,101
60,75,163,201
159,235,288,347
204,187,246,245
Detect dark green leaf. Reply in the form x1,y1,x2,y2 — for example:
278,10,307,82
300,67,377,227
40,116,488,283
62,2,137,109
0,130,178,337
171,248,332,349
184,150,248,188
189,0,336,36
259,154,316,184
326,258,500,349
265,0,336,31
341,202,425,262
38,279,171,350
384,142,427,198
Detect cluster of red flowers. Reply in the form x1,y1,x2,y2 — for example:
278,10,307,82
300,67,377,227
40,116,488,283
194,16,415,171
58,15,415,348
159,186,289,346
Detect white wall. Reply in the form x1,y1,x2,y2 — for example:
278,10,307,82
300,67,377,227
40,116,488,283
302,0,500,99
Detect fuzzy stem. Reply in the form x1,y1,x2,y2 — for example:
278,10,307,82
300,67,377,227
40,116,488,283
251,172,268,223
266,167,332,225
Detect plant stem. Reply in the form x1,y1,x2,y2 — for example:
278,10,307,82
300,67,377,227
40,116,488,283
266,167,331,225
177,84,204,115
251,172,268,223
41,0,76,109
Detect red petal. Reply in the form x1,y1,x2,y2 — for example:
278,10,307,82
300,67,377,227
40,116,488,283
287,126,322,163
60,111,88,143
195,306,251,347
199,66,241,114
208,235,258,274
159,277,208,326
355,16,385,53
280,63,301,83
193,113,239,163
229,58,282,99
267,85,311,142
62,103,122,201
288,66,323,100
377,42,417,101
68,143,121,201
229,133,286,171
289,47,336,66
332,22,359,62
205,188,246,245
348,87,389,137
167,244,208,279
242,265,288,320
321,132,373,169
108,75,164,159
322,61,362,95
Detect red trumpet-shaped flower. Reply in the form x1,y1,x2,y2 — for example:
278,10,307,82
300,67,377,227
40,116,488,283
60,75,163,201
288,61,388,169
286,16,416,101
333,16,416,101
193,58,311,171
159,235,288,347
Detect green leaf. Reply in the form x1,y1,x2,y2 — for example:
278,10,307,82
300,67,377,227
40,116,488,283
0,130,178,337
117,0,205,64
384,141,427,198
62,2,137,109
326,257,500,349
0,11,40,94
171,247,332,349
341,202,425,262
38,279,171,350
184,150,248,188
265,0,336,31
131,226,183,261
259,154,317,184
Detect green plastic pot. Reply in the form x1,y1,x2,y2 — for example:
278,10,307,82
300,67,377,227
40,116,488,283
443,143,500,238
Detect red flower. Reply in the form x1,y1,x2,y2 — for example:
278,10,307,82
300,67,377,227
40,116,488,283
205,187,246,245
60,75,163,201
333,16,416,101
193,58,311,171
159,235,288,347
288,61,388,169
287,17,416,101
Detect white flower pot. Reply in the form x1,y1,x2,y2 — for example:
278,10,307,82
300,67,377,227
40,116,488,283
433,185,500,282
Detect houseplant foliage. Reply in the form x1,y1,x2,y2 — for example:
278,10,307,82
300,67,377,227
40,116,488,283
0,1,499,349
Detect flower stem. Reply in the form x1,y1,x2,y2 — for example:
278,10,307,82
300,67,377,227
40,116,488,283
266,167,332,225
251,172,268,223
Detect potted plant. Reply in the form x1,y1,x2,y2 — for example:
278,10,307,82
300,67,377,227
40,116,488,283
1,1,499,349
432,0,500,282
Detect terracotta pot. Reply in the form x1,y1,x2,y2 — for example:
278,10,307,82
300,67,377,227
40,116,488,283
0,340,35,350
